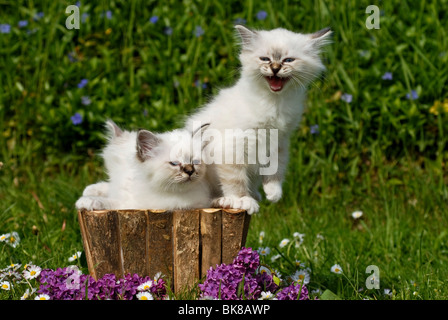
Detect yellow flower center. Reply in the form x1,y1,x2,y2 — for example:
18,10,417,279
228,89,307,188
30,270,36,276
299,274,305,279
335,268,340,272
2,284,8,289
141,296,148,300
39,296,47,300
10,237,15,242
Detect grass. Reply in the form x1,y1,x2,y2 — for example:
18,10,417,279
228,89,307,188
1,0,448,300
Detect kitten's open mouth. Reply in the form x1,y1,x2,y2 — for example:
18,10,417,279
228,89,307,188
265,76,289,92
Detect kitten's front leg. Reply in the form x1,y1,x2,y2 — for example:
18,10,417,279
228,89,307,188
75,196,117,211
261,139,288,203
82,181,110,197
212,164,259,214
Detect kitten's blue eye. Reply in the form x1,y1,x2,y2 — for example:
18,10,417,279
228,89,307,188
169,161,180,166
283,58,295,63
192,159,201,165
260,57,270,62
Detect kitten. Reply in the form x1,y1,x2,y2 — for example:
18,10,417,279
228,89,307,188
76,120,211,210
185,25,332,214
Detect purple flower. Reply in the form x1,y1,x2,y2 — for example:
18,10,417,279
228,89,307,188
149,16,158,24
18,20,28,28
276,283,309,300
341,93,353,103
194,26,204,37
71,113,82,125
406,90,418,100
37,269,167,300
77,78,88,88
310,124,319,135
382,72,393,80
256,10,268,20
105,10,112,20
163,26,173,36
0,24,11,34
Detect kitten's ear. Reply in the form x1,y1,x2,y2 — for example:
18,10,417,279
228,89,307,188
105,119,123,139
309,27,333,50
235,25,257,49
137,130,160,161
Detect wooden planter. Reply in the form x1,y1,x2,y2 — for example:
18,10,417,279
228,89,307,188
77,208,250,293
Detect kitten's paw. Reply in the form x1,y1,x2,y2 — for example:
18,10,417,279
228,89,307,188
263,181,283,203
239,196,259,215
75,196,108,211
82,182,109,197
212,196,259,215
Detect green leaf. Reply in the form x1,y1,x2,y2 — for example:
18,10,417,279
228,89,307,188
320,290,342,300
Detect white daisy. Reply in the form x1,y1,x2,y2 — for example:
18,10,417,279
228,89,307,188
23,265,42,280
136,292,154,300
258,231,265,244
258,291,277,300
68,251,82,262
331,264,343,274
351,211,363,219
279,238,290,248
137,281,153,292
0,281,11,290
35,294,51,300
0,233,8,242
258,247,271,256
270,254,281,262
21,288,37,300
291,269,310,285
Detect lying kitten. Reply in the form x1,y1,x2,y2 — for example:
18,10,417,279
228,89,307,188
76,120,211,210
185,25,332,214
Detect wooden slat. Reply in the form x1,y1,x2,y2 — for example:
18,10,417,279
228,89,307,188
221,209,251,264
147,210,173,280
81,210,123,279
117,210,148,277
200,209,222,277
172,210,200,293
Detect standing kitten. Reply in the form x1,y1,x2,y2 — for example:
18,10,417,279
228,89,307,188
76,120,211,210
185,25,332,214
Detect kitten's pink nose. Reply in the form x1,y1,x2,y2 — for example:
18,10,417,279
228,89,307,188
183,164,195,176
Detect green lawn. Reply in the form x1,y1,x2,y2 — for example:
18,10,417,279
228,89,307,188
1,0,447,300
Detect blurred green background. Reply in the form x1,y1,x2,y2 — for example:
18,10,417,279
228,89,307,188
1,0,447,299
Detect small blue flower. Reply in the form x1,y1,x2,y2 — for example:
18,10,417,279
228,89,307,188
163,26,173,36
81,96,91,105
149,16,158,24
18,20,28,28
106,10,112,20
34,12,44,20
71,113,83,125
406,90,418,100
0,24,11,34
341,93,353,103
68,52,77,62
234,18,247,25
81,13,89,23
76,1,81,7
382,72,393,80
77,79,88,89
256,10,268,20
194,26,204,37
310,124,319,135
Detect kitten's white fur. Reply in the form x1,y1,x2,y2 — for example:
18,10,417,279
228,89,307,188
76,120,211,210
185,25,332,214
